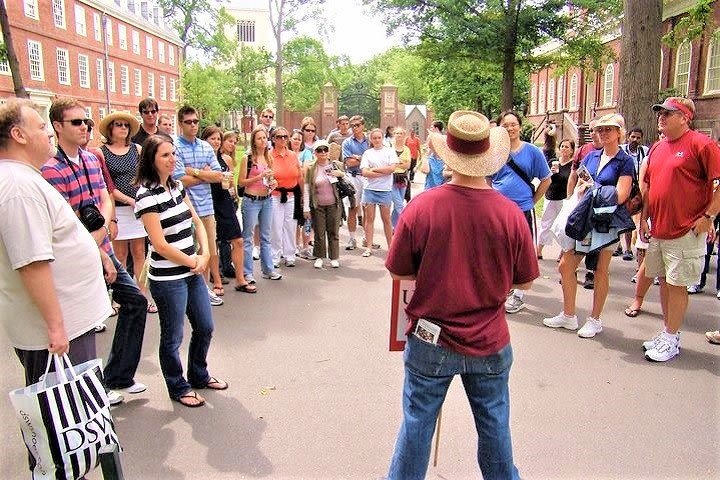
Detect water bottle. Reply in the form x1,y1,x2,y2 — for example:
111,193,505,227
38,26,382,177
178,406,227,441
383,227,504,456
303,218,312,236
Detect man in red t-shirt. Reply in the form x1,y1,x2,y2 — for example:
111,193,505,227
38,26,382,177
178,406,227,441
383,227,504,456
641,97,720,362
385,110,538,480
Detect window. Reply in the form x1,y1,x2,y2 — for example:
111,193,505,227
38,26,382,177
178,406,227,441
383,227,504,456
118,25,127,50
140,1,149,20
569,73,578,109
84,106,92,119
121,65,129,94
148,72,155,97
146,35,153,59
127,0,136,14
108,61,115,92
56,48,70,85
530,82,537,115
603,64,614,106
28,40,44,81
159,75,166,100
547,79,555,111
158,41,165,63
0,32,9,75
706,32,720,93
674,41,691,96
538,81,546,113
96,58,104,90
134,69,142,96
99,107,106,119
78,54,89,88
170,78,176,101
556,76,564,110
24,0,39,19
236,20,256,43
93,13,101,41
52,0,66,29
132,31,140,54
169,45,175,66
75,5,86,36
105,18,113,46
153,7,161,26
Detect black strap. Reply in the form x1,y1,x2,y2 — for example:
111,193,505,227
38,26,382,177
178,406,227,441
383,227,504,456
57,145,96,206
506,156,535,193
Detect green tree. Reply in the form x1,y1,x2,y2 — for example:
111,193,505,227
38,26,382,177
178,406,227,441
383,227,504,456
179,62,234,125
362,47,429,105
158,0,235,60
282,36,332,112
228,45,275,113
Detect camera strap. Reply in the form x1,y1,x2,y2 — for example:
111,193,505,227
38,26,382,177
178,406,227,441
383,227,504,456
57,145,96,207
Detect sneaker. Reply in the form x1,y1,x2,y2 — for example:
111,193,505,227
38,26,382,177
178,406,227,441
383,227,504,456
207,288,224,306
262,271,283,280
622,250,634,261
705,330,720,344
362,239,381,249
285,259,295,267
314,258,323,269
345,238,357,250
330,260,340,268
717,290,720,300
118,382,147,394
645,332,680,362
687,284,703,294
94,323,107,333
583,272,595,290
642,331,663,351
504,294,525,314
245,275,256,285
630,273,637,283
543,312,579,330
107,390,124,406
577,317,602,338
612,247,622,257
252,246,260,260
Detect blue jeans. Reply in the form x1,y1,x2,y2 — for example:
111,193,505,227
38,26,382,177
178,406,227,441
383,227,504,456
388,335,519,480
104,252,148,389
241,197,274,276
391,183,407,229
149,274,214,400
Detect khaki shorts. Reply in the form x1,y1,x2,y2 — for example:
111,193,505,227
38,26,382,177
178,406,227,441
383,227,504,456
644,230,707,287
199,214,218,256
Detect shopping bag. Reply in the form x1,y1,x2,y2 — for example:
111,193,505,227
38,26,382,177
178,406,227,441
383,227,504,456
9,353,121,480
551,192,581,252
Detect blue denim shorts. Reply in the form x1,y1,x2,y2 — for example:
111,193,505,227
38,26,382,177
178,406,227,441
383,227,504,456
362,189,392,206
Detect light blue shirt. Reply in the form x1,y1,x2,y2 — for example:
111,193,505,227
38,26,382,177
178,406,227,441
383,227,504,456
490,142,551,212
424,153,446,190
341,134,370,176
172,136,221,217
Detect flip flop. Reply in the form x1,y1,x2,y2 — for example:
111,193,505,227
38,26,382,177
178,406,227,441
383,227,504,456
624,306,641,318
174,391,205,408
212,286,225,297
202,376,228,391
234,283,257,294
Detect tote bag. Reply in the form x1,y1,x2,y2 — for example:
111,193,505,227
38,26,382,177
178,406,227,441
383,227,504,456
9,353,121,480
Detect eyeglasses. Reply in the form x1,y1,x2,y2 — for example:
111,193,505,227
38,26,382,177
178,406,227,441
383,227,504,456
594,126,616,133
656,110,680,118
113,122,130,128
182,119,200,125
141,109,158,115
274,135,288,139
303,128,316,133
315,146,329,153
350,123,362,128
262,114,274,119
61,118,91,126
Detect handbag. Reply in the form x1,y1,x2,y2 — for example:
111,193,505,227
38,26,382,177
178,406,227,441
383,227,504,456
624,175,643,215
9,353,121,480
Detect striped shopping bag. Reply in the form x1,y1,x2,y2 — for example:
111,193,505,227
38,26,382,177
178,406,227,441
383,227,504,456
9,353,122,480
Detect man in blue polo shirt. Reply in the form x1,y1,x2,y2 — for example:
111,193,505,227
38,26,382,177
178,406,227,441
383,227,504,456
173,105,225,306
341,115,370,250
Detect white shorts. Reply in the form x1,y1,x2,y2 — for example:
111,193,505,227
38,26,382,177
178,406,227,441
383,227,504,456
115,205,147,240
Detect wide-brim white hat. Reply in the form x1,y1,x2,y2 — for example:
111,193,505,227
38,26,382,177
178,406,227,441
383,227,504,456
428,110,510,177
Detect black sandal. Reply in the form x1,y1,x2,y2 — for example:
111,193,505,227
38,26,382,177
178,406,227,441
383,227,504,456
174,391,205,408
203,377,228,391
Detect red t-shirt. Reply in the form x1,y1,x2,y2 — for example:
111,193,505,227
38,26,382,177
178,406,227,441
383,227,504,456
645,130,720,239
572,142,598,170
405,136,421,159
386,184,539,357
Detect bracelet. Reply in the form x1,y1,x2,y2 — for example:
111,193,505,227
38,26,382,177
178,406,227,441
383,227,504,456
110,218,118,224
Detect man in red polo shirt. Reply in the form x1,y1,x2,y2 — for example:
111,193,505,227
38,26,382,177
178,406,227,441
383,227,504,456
641,97,720,362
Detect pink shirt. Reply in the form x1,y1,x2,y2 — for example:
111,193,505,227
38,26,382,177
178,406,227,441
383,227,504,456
314,167,336,206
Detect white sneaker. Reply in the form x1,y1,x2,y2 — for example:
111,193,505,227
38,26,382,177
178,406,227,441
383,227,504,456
645,332,680,362
330,260,340,268
107,390,124,406
252,246,260,260
642,331,663,351
94,323,107,333
577,317,602,338
716,290,720,300
262,271,282,280
504,294,525,314
543,312,579,330
314,258,323,269
207,288,224,306
687,284,703,294
118,382,147,394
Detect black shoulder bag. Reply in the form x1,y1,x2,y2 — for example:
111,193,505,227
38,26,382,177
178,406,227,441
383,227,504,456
237,154,254,197
506,156,535,194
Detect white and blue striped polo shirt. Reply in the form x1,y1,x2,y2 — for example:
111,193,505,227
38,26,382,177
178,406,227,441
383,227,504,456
172,136,221,217
135,182,195,281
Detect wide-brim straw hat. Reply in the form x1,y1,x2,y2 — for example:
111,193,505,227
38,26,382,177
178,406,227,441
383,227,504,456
98,111,140,140
428,110,510,177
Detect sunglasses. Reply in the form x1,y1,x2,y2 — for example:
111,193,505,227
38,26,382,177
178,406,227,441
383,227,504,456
350,123,362,128
113,122,130,128
182,119,200,125
142,109,158,115
62,118,91,126
304,128,316,133
315,146,329,153
274,135,289,139
262,114,274,119
594,126,616,133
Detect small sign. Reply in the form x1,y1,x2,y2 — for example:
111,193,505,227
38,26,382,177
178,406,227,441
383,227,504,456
389,279,415,351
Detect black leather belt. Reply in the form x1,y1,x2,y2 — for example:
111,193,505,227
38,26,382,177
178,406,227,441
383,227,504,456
244,193,270,201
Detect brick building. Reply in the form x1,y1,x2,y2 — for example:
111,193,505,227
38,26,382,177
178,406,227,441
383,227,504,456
0,0,183,139
527,1,720,142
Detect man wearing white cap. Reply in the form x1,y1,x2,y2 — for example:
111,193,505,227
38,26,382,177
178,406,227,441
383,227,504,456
385,110,538,480
641,97,720,362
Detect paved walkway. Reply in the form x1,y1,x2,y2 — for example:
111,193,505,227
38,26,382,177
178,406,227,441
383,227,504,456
1,182,718,479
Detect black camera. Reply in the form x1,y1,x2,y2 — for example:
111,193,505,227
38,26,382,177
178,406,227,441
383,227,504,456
79,204,105,232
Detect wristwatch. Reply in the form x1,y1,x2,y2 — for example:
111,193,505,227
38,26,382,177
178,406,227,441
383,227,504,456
192,168,200,177
704,212,716,220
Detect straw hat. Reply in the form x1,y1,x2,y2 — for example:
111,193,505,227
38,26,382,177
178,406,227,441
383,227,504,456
98,111,140,140
428,110,510,177
594,113,623,129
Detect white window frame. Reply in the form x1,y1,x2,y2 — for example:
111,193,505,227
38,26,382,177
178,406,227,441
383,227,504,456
132,30,140,54
530,82,537,115
28,40,44,81
93,13,101,41
99,107,107,119
24,0,39,20
52,0,66,29
0,32,9,75
108,61,116,92
146,35,153,59
75,5,86,36
148,72,155,97
118,24,127,50
158,41,165,63
705,32,720,94
159,75,166,100
56,48,70,85
674,41,691,96
556,76,564,110
96,58,104,90
547,79,555,112
538,81,546,113
120,65,129,94
134,68,142,96
169,45,175,66
170,78,176,101
78,54,90,88
569,73,579,110
105,18,113,46
84,106,92,119
603,64,615,106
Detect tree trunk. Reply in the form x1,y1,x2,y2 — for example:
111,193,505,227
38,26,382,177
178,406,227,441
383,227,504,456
618,0,663,143
501,0,519,112
0,0,29,98
271,0,285,125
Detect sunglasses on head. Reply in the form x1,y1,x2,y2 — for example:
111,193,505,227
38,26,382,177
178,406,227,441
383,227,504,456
315,146,329,153
142,109,158,115
62,118,91,126
182,119,200,125
113,122,130,128
274,134,288,139
262,114,274,119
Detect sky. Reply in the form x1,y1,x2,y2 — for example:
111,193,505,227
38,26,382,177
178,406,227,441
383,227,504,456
240,0,405,64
